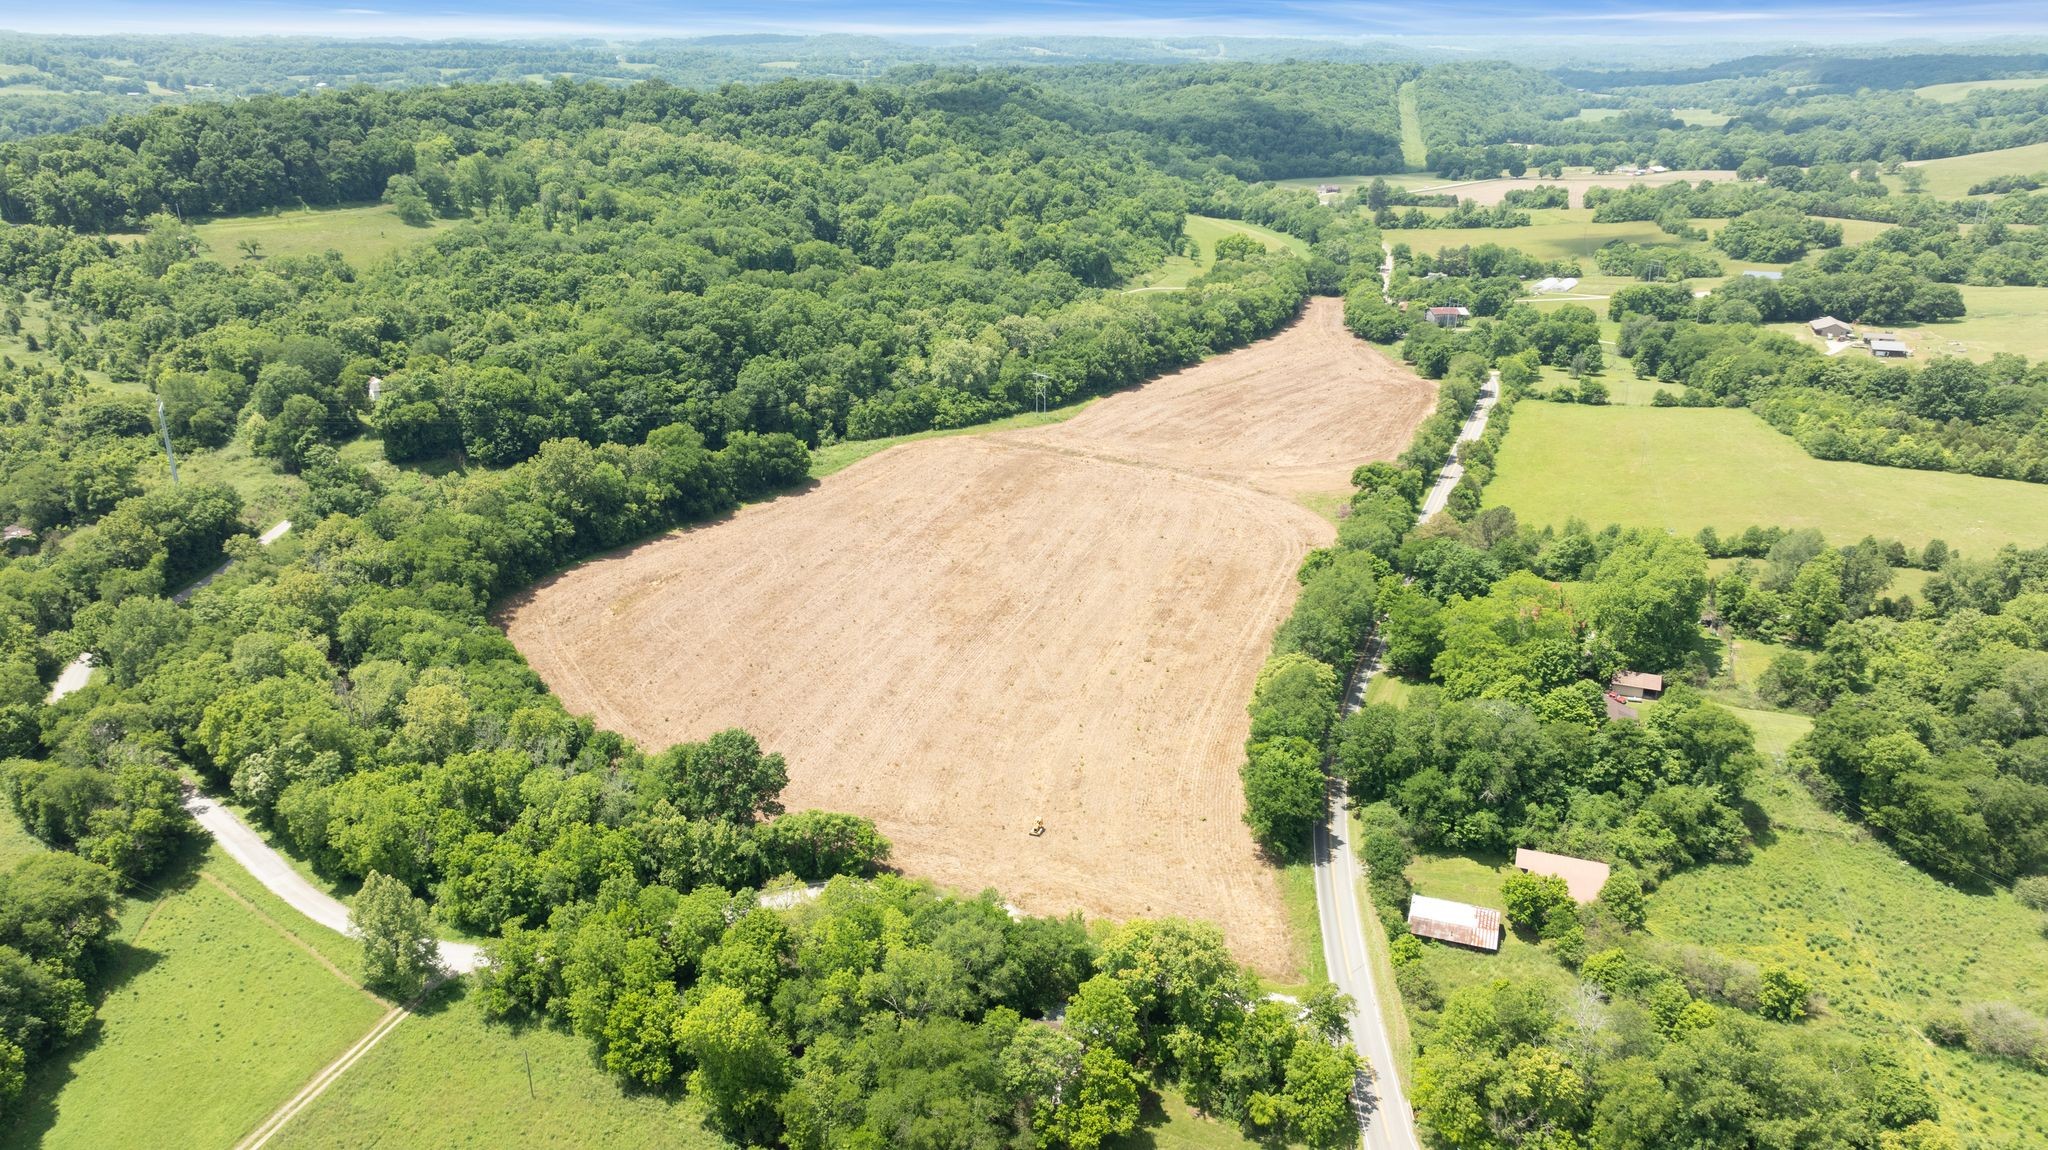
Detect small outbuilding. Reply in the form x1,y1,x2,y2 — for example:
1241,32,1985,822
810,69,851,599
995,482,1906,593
1609,670,1664,701
1867,335,1911,359
1808,316,1853,341
1424,305,1471,328
1407,894,1502,951
366,375,384,403
1514,848,1612,904
2,524,35,556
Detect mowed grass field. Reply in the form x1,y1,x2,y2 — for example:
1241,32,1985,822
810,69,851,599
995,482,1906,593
1903,140,2048,199
1134,214,1310,291
266,983,717,1150
1769,283,2048,362
1485,404,2048,555
1914,76,2048,103
192,202,455,268
1,851,388,1150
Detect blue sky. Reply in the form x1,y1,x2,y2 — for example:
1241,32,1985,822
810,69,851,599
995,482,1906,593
7,0,2048,41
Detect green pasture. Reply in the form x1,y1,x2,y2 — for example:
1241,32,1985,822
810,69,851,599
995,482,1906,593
1133,214,1310,291
266,982,717,1150
1901,140,2048,199
1769,284,2048,362
1,851,387,1150
1914,76,2048,103
0,805,45,869
1671,107,1732,127
1393,209,1676,262
1655,707,2048,1149
191,202,455,269
1533,370,1680,406
1485,404,2048,555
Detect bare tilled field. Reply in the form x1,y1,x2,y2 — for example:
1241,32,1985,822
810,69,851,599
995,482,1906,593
1008,297,1437,496
502,299,1435,974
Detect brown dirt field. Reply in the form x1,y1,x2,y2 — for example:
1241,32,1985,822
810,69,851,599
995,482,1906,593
1007,297,1437,497
501,300,1435,975
1401,170,1738,207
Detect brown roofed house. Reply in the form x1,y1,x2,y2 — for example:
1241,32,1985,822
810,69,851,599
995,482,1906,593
1609,670,1663,701
1407,894,1502,951
1424,306,1470,328
1808,316,1852,341
1514,848,1612,904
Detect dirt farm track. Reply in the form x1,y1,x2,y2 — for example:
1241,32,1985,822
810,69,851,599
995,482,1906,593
502,298,1435,973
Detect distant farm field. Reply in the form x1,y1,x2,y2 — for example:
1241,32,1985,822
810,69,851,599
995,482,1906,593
1904,140,2048,198
1485,404,2048,554
502,299,1435,976
191,202,456,268
1914,76,2048,103
1769,284,2048,362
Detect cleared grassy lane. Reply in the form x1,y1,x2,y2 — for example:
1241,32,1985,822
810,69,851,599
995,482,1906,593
1484,404,2048,555
1397,81,1427,171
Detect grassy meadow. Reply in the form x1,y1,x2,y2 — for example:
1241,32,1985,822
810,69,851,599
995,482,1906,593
1134,214,1310,291
191,202,455,268
1914,76,2048,103
0,851,388,1150
1654,706,2048,1150
1484,403,2048,555
265,983,719,1150
1902,140,2048,198
1671,107,1733,127
0,805,45,870
1398,698,2048,1149
1769,284,2048,362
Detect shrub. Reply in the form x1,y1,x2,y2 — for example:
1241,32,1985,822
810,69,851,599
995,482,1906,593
1758,965,1812,1022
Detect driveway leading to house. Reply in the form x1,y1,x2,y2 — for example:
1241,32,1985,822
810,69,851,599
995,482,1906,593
182,787,484,974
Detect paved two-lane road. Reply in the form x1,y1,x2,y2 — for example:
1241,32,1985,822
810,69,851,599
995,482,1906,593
1315,369,1499,1149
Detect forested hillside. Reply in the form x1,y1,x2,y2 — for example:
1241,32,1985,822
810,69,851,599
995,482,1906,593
7,40,2048,1148
0,64,1397,1139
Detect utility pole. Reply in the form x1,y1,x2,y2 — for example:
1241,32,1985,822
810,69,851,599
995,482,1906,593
155,396,180,486
1027,371,1052,416
523,1049,535,1099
